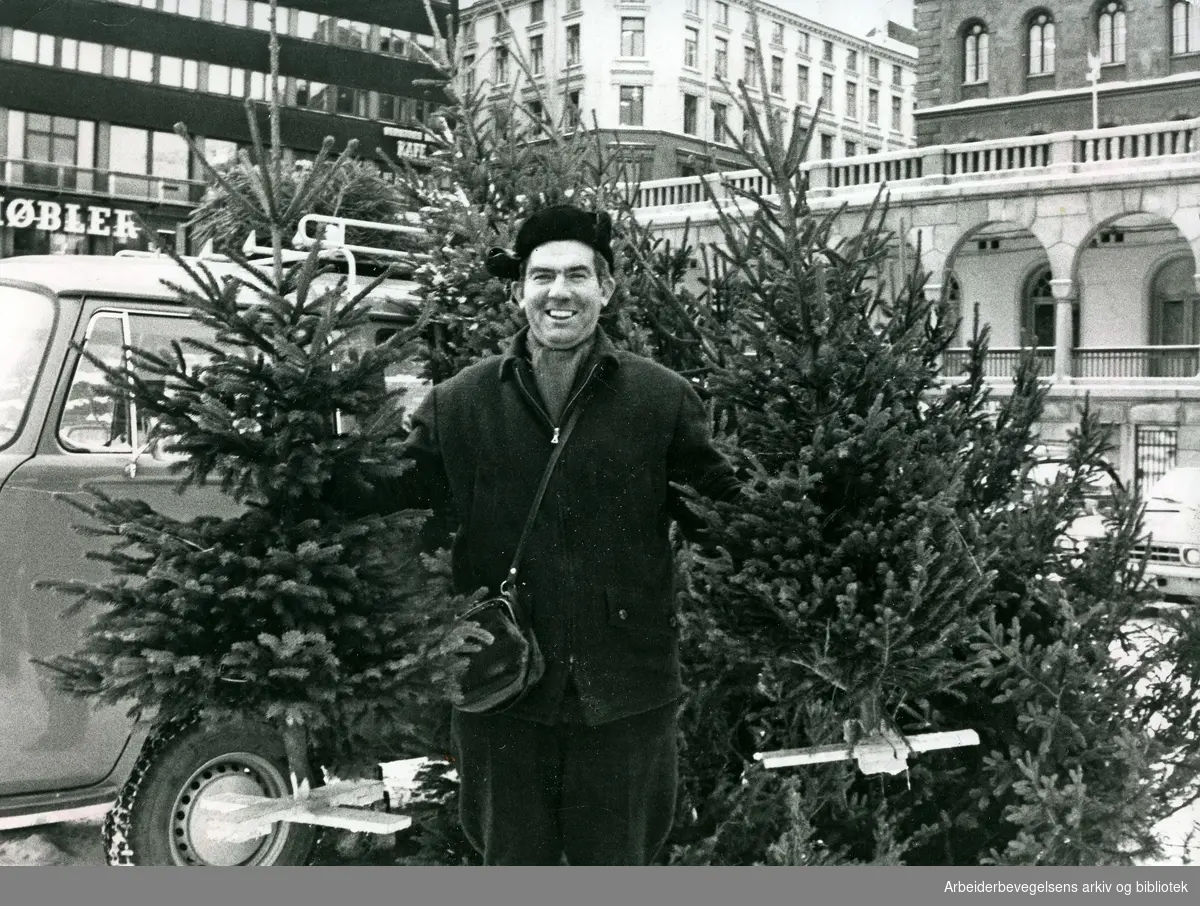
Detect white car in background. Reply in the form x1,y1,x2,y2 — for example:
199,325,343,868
1125,467,1200,603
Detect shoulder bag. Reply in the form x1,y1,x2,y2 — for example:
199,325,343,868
453,406,582,714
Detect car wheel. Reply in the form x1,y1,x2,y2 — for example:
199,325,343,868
103,714,319,866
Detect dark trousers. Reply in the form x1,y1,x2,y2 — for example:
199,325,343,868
450,701,678,865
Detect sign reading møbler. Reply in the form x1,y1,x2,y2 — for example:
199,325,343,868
0,196,140,240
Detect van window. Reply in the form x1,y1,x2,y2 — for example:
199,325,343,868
59,311,216,453
0,285,56,449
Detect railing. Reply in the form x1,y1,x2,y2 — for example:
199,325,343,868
1,158,208,205
1076,120,1195,162
942,347,1055,380
1073,345,1200,379
940,345,1200,381
632,117,1200,209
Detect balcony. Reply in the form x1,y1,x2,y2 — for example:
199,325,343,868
631,117,1200,210
942,346,1200,384
1,158,207,206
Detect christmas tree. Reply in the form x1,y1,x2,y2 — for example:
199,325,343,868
644,14,1200,864
36,7,487,865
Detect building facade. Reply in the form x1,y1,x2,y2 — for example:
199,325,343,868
0,0,450,258
458,0,918,181
630,1,1200,491
914,0,1200,144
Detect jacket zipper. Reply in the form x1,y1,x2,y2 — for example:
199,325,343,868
514,361,603,444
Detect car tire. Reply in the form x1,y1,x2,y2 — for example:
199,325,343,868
103,714,319,866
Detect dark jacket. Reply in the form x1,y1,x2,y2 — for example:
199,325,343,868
371,328,738,725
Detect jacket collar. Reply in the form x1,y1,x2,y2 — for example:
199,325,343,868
499,325,620,382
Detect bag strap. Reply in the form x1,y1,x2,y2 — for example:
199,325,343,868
502,405,583,596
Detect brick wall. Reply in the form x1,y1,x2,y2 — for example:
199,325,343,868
914,0,1200,144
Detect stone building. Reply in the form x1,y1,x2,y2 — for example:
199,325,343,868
631,1,1200,491
458,0,918,180
0,0,449,258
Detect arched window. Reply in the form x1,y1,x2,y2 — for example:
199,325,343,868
963,22,989,83
1097,1,1126,64
1174,0,1200,54
1022,267,1078,347
1028,12,1056,75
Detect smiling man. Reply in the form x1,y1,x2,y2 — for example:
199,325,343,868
359,205,739,865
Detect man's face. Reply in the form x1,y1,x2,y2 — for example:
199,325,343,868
516,240,614,350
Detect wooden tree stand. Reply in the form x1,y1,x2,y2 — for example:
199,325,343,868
194,757,441,842
755,727,980,776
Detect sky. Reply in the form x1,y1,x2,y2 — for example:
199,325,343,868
774,0,914,36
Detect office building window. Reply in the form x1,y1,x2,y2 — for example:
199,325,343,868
462,18,475,44
295,79,326,109
567,0,581,11
158,56,198,89
207,63,231,95
1098,2,1126,64
712,101,728,143
1174,0,1200,53
23,114,80,183
335,86,367,117
845,140,857,157
798,31,809,56
11,30,51,65
891,94,902,130
567,24,581,65
869,56,879,79
686,0,699,14
495,44,510,82
113,47,154,81
531,0,544,24
531,34,544,73
250,1,272,30
821,72,833,106
76,40,103,73
1028,12,1055,75
565,89,582,128
846,49,857,72
683,93,699,135
528,99,545,124
820,133,833,158
892,63,902,86
717,2,729,25
621,18,645,56
463,55,476,93
213,0,248,27
771,55,783,94
964,22,989,83
846,81,857,117
744,47,758,87
771,22,785,45
619,86,644,125
715,37,728,77
797,65,809,104
868,88,879,123
822,40,833,62
685,26,699,68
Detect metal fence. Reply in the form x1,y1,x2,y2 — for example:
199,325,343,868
1134,426,1178,495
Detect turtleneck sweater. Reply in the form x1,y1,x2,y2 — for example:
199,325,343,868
525,328,596,424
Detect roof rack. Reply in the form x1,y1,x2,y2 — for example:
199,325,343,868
242,213,428,285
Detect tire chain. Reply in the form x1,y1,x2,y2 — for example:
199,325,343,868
102,712,202,867
101,712,326,867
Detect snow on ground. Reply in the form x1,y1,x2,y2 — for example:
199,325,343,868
2,613,1198,866
0,818,105,866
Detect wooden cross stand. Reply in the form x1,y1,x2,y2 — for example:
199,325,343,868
755,726,980,776
194,757,437,842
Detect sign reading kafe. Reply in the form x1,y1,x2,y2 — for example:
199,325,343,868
0,196,140,240
383,125,429,160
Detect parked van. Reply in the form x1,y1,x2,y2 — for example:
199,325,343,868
0,236,426,865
